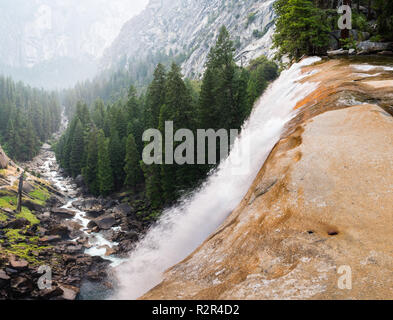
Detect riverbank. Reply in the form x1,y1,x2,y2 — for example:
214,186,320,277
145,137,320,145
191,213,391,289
1,138,153,299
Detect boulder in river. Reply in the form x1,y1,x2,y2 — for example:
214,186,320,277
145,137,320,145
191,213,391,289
113,203,132,217
94,215,118,230
84,209,105,219
51,208,75,219
356,41,393,54
59,284,79,300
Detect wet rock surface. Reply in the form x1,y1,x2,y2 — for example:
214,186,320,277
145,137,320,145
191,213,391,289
142,60,393,300
1,143,153,300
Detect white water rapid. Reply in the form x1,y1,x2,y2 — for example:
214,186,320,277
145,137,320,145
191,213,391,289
114,57,321,299
39,152,123,266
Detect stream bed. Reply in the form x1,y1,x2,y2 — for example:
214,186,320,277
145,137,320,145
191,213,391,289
26,144,126,299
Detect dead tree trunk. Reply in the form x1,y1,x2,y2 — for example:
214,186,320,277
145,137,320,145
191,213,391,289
367,0,372,19
16,172,24,213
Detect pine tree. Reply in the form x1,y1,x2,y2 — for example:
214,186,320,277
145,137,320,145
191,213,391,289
198,67,219,130
141,64,167,206
126,86,144,153
272,0,331,60
91,99,106,129
97,130,114,196
124,133,143,190
0,75,61,162
141,162,163,209
82,128,99,196
159,63,197,202
109,127,125,189
158,103,177,203
76,102,91,125
199,26,242,131
145,64,166,129
70,120,85,177
63,117,78,173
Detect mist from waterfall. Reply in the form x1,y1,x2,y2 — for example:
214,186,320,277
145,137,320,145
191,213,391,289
113,57,321,299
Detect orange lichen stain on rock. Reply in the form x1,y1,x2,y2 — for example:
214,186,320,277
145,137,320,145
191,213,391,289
292,58,393,122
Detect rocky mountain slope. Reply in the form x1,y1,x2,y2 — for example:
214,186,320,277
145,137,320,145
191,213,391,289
142,58,393,300
102,0,276,79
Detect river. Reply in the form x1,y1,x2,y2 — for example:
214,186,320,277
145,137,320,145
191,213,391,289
25,143,125,299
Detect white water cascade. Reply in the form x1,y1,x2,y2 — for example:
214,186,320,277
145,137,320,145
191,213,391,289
114,57,321,299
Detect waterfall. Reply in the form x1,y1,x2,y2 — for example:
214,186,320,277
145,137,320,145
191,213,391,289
113,57,321,299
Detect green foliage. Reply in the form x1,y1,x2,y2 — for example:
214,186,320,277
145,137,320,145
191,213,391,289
272,0,331,61
97,130,114,196
0,196,16,210
374,0,393,40
29,187,50,204
0,76,61,161
340,35,357,50
353,12,368,32
145,64,167,129
370,34,383,42
252,29,264,39
70,119,85,177
82,128,100,195
246,12,257,28
109,128,125,188
124,134,143,190
0,228,50,265
16,207,40,225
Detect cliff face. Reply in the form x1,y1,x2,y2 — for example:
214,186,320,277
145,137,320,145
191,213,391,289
101,0,276,78
142,58,393,300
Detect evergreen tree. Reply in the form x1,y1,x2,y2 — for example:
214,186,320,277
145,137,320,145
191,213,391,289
198,67,220,129
109,127,125,189
82,128,99,196
141,162,163,209
159,63,196,202
158,103,178,203
145,64,167,129
97,130,114,196
272,0,331,60
70,120,85,177
0,75,60,161
63,117,78,173
91,99,106,129
126,86,144,153
374,0,393,40
124,133,143,190
75,102,91,125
